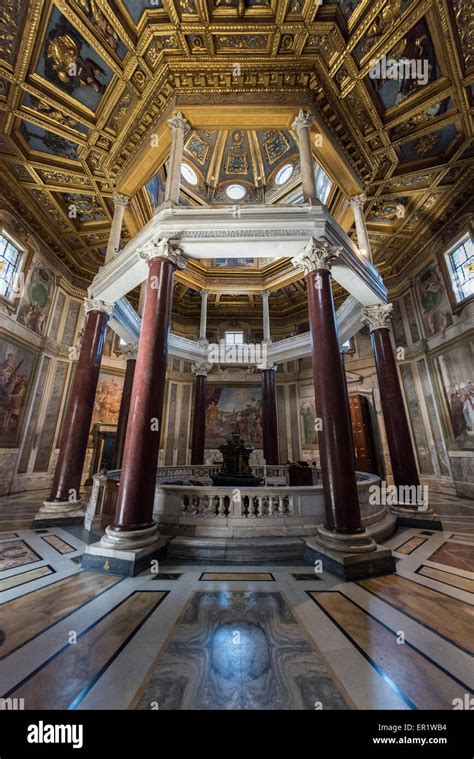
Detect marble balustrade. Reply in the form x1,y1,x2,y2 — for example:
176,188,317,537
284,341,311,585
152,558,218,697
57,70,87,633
84,469,395,543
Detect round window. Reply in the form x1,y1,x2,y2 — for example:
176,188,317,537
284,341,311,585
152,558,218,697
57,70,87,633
181,163,198,185
226,184,246,200
275,163,293,185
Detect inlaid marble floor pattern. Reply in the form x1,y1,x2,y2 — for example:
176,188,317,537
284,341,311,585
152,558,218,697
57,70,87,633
0,522,473,711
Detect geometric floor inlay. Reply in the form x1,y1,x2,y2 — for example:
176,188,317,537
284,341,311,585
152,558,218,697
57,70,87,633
309,591,469,710
357,575,474,654
0,564,54,592
416,565,474,593
0,540,41,571
6,591,167,709
41,534,76,554
199,573,275,582
134,591,348,710
427,541,474,573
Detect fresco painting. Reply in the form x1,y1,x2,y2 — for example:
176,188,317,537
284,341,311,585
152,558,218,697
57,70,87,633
206,386,262,446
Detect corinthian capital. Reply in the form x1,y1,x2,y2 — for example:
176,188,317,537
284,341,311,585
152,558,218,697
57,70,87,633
291,237,341,275
120,342,138,361
83,298,115,317
192,360,212,377
138,238,187,270
349,193,366,211
167,111,190,136
112,193,129,209
361,304,393,331
291,109,315,135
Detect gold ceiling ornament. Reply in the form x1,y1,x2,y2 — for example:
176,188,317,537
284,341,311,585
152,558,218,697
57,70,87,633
0,0,469,296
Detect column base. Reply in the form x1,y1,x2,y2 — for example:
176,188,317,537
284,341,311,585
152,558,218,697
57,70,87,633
390,503,442,530
304,537,395,581
316,524,377,553
33,499,86,528
81,526,168,577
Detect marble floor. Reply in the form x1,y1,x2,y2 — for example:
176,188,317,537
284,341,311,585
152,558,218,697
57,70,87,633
0,490,473,710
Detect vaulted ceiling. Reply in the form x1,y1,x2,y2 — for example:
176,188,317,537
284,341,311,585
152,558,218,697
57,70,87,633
0,0,472,307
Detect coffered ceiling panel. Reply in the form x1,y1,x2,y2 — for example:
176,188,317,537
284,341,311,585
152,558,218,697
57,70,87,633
0,0,471,294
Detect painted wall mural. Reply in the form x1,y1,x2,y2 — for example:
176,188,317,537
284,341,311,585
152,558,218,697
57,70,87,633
17,263,55,335
206,386,262,446
300,400,317,446
91,372,124,427
0,334,38,447
416,262,453,338
435,337,474,448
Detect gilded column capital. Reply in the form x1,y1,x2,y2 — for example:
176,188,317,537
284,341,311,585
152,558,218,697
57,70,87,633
112,193,129,209
361,304,393,331
291,237,341,275
138,238,187,270
291,109,315,134
83,298,114,317
167,111,190,136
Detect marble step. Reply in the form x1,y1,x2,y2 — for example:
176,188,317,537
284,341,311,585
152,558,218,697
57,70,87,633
167,535,306,563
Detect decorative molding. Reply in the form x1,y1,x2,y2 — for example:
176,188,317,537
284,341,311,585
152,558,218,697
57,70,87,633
138,238,187,270
361,303,394,331
291,237,341,275
83,298,115,317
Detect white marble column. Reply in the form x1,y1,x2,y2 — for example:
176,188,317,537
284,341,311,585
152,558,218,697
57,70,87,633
262,290,271,344
199,289,208,345
105,193,129,263
291,109,317,202
349,194,372,262
165,112,191,204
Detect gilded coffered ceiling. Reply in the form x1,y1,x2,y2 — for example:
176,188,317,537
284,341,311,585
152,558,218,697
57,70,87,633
0,0,472,304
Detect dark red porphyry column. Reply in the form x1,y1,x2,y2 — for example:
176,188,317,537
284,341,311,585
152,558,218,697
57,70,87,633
191,363,208,465
292,238,374,551
105,241,185,546
261,365,279,465
362,305,420,499
111,344,137,470
42,300,112,515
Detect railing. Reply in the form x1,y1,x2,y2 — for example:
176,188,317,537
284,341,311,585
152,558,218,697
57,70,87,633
178,488,295,518
156,464,221,481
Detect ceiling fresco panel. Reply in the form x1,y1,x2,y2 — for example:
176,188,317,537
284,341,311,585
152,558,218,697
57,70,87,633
36,7,113,111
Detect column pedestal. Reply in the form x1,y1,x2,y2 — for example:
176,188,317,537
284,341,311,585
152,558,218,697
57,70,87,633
82,240,186,575
34,300,112,527
362,305,441,530
293,238,395,579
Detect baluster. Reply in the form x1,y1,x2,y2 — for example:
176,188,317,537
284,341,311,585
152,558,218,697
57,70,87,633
287,495,294,515
217,495,225,517
267,495,274,517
